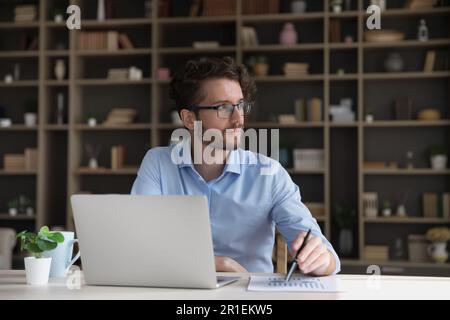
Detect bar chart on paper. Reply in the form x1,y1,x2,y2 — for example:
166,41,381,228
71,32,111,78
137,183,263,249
247,276,341,292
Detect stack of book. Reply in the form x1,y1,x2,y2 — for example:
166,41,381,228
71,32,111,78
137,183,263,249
293,149,324,170
107,68,129,80
423,192,450,218
241,27,259,46
4,154,25,171
111,145,125,170
104,108,137,125
24,148,38,171
364,246,389,261
404,0,437,9
202,0,236,16
192,41,219,49
242,0,280,14
283,63,309,77
14,5,37,22
77,32,134,50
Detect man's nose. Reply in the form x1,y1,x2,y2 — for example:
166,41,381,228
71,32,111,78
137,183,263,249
230,105,243,122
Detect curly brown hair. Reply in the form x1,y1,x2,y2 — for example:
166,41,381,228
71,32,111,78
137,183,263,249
169,56,257,114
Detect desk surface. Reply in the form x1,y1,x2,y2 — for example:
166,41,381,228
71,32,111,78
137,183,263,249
1,270,450,300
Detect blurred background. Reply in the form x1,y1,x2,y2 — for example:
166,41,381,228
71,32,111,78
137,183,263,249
0,0,449,276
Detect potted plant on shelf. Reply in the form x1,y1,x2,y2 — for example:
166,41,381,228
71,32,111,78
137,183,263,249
428,145,448,170
365,108,375,123
24,99,38,127
246,55,269,77
426,227,450,263
8,198,18,217
85,113,98,127
333,204,356,257
382,200,392,217
16,226,65,285
330,0,343,13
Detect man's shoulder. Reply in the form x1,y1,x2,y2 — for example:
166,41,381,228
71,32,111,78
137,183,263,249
142,145,173,163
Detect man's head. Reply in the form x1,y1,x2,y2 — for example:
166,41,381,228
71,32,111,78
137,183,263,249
169,56,256,150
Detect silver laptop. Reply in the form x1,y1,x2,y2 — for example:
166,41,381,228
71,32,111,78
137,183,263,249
70,194,240,289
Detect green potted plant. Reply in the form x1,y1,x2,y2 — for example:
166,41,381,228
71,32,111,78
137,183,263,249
426,227,450,263
52,8,65,23
16,226,65,285
330,0,343,13
246,55,269,76
365,107,375,123
24,98,38,127
428,145,448,170
84,113,98,127
8,198,18,216
333,204,356,257
382,200,392,217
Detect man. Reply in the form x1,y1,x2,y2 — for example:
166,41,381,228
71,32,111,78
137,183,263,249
131,57,340,276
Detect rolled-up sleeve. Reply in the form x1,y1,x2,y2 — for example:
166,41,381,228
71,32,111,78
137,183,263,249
269,165,341,275
131,149,162,195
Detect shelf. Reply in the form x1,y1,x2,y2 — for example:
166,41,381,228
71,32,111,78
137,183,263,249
364,7,450,17
45,21,67,28
0,81,38,87
364,120,450,127
341,259,450,269
0,214,36,221
253,75,325,82
363,169,450,175
158,16,235,25
76,48,152,57
74,167,139,175
364,217,450,224
74,79,152,86
329,74,358,81
329,122,358,127
286,168,324,174
246,122,324,128
328,11,359,18
81,18,152,28
0,51,39,58
158,46,237,54
0,170,37,175
241,12,325,22
0,22,40,29
363,71,450,80
45,50,70,57
44,124,69,131
242,44,323,52
44,80,69,86
329,43,358,50
74,124,152,131
363,39,450,49
0,125,38,131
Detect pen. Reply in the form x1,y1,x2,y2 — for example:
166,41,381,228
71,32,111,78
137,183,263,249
285,228,312,282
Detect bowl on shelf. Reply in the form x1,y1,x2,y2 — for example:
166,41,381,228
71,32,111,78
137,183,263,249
364,30,405,42
417,109,441,121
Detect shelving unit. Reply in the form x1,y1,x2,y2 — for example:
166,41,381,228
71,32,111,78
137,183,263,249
0,0,448,274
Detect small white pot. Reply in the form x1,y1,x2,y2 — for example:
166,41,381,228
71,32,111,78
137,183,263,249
24,257,52,285
431,155,447,170
9,208,18,216
87,118,97,127
24,113,37,126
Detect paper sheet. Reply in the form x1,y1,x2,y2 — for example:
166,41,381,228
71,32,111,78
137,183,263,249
247,275,342,292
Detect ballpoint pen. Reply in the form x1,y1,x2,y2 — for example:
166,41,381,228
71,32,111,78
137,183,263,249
285,228,312,282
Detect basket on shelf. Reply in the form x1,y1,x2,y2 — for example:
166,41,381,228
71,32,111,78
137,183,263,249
364,30,405,42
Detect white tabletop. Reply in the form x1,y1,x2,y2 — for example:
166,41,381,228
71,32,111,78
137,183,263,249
1,270,450,300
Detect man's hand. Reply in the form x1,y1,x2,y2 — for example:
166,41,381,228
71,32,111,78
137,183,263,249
290,231,336,276
215,256,248,273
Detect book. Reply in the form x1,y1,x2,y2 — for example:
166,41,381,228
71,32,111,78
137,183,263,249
241,27,259,46
118,33,134,49
111,145,125,170
107,31,119,51
24,148,38,171
189,0,201,17
423,50,436,72
423,193,438,218
443,193,450,219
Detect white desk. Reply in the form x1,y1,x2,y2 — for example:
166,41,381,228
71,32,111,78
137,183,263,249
1,270,450,300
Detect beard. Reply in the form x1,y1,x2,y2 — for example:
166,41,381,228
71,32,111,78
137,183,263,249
200,123,244,151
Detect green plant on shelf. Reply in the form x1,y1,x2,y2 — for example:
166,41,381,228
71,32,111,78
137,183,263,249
428,145,448,157
16,226,65,258
333,204,356,230
426,227,450,243
24,99,38,114
8,198,18,210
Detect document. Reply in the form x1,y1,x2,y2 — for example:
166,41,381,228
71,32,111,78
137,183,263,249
247,275,341,292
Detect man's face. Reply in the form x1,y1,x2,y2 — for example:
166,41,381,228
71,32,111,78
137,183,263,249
193,78,245,150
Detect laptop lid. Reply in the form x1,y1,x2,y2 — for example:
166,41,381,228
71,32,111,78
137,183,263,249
71,194,220,289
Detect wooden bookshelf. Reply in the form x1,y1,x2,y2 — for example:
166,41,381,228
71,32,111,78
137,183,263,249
0,0,448,274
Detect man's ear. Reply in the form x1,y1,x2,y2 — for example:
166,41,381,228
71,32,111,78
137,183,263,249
180,109,196,130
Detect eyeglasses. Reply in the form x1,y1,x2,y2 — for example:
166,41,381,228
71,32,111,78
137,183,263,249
188,101,252,119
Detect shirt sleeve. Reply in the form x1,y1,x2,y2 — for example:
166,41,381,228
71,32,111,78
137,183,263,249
130,149,162,195
269,164,341,275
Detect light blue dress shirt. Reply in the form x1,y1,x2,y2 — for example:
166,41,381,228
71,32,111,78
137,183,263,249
131,142,341,274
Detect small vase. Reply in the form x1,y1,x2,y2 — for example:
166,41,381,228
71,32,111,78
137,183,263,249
384,53,404,72
430,155,447,170
97,0,105,21
24,113,37,126
291,0,307,13
279,23,298,45
89,158,98,169
54,59,66,80
339,229,353,257
253,63,269,76
427,242,449,263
